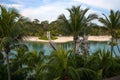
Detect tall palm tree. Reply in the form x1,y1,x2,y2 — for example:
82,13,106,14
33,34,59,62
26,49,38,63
0,5,27,80
58,6,97,54
99,10,120,56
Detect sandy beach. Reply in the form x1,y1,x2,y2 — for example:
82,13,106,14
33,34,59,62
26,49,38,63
23,36,112,43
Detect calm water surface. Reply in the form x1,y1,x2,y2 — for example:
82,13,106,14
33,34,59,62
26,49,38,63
24,40,120,55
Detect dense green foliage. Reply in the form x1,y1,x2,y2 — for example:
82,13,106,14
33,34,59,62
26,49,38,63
1,47,120,80
0,53,7,80
0,5,29,80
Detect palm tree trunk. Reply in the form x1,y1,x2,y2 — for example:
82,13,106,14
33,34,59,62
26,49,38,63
115,36,120,54
113,47,118,57
117,45,120,54
5,47,11,80
73,37,77,54
73,36,81,54
111,36,114,56
111,31,114,56
6,52,11,80
60,69,69,80
82,35,89,58
73,39,77,54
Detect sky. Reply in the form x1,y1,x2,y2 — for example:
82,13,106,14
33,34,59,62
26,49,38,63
0,0,120,22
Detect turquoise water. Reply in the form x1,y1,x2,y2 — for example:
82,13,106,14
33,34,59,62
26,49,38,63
24,40,120,55
24,42,53,55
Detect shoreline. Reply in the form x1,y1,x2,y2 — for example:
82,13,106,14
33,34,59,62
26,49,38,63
23,36,112,43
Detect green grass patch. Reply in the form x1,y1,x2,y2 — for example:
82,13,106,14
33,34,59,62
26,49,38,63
39,36,57,40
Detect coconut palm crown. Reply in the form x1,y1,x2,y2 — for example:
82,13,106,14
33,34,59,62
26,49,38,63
99,10,120,55
58,5,98,54
0,5,27,80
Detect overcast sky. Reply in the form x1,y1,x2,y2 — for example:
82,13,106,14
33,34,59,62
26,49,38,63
1,0,120,22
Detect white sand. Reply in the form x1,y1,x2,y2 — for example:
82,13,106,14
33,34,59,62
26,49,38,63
88,36,111,41
23,36,111,43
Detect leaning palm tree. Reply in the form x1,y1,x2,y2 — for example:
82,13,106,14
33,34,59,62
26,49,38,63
0,5,27,80
58,6,97,54
99,10,120,56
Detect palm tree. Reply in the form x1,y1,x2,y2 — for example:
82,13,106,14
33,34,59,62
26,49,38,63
25,50,46,80
10,44,28,80
39,49,80,80
0,5,27,80
0,52,7,80
91,49,120,79
39,48,100,80
58,6,97,54
33,19,40,24
99,10,120,56
41,20,49,31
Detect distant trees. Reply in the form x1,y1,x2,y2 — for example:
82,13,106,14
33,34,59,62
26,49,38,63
49,21,62,36
33,19,40,24
41,20,49,30
89,25,110,35
23,19,63,38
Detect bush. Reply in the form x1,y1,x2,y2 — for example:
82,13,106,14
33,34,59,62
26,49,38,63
39,36,57,40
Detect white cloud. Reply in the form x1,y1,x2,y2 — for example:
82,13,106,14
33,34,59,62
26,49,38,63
1,3,23,9
20,1,103,22
20,2,72,22
2,0,119,23
73,0,120,10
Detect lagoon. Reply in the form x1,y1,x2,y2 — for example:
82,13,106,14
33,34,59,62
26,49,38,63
24,40,120,55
